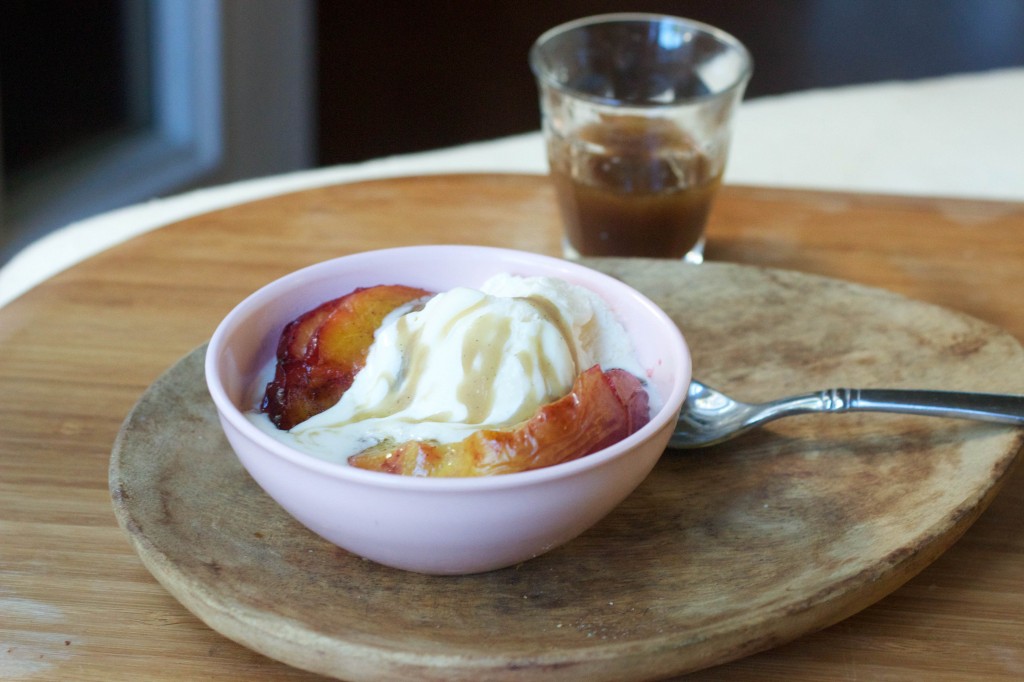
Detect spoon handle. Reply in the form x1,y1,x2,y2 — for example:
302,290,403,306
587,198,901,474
814,388,1024,424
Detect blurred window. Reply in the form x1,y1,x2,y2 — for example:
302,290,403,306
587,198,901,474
0,0,221,261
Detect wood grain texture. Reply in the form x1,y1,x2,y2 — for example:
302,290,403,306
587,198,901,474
3,175,1024,681
109,259,1024,681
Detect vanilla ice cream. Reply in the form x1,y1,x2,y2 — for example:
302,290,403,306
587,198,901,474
256,274,646,463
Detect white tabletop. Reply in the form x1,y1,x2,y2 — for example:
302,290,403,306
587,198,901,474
2,68,1022,309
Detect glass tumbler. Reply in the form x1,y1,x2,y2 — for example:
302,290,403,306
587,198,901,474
530,13,752,262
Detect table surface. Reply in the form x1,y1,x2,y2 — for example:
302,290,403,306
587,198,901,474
2,174,1023,681
5,68,1024,310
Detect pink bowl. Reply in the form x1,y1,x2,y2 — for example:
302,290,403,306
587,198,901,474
205,245,691,574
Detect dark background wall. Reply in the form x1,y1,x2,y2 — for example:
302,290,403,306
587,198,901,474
316,0,1024,165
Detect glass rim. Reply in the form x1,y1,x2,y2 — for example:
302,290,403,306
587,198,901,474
529,12,754,108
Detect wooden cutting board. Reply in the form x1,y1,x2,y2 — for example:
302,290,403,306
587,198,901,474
110,259,1024,682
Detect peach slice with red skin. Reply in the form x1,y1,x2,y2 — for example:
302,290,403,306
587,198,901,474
262,283,652,476
261,284,431,429
348,366,651,477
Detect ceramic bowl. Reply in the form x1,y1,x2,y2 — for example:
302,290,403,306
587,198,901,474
205,245,690,574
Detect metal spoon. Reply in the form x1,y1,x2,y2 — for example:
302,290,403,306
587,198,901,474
668,380,1024,449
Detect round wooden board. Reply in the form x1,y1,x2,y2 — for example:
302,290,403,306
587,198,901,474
110,259,1024,682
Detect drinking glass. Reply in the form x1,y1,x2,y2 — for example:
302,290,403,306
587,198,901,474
530,13,752,262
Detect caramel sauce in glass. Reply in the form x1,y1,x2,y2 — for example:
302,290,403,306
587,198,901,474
548,116,722,258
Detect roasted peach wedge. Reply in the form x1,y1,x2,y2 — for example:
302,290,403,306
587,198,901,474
261,284,431,429
348,366,650,477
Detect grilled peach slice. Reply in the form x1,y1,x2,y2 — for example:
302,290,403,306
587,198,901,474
261,284,431,429
348,366,650,477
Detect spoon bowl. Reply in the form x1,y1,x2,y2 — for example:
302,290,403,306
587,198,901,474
670,380,1024,449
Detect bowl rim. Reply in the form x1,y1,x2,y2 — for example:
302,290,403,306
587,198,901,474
204,245,691,492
